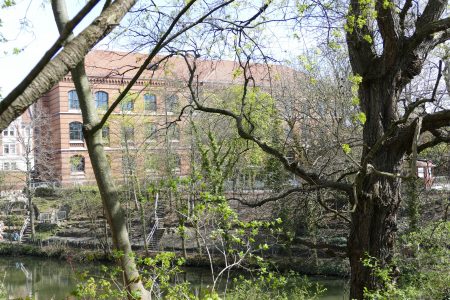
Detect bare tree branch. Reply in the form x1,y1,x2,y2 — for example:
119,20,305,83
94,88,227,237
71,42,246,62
0,0,137,131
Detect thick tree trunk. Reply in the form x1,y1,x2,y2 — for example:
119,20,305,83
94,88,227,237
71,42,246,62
348,176,400,299
348,78,404,299
51,1,150,299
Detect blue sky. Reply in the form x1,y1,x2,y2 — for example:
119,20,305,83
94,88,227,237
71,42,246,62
0,0,104,96
0,0,311,98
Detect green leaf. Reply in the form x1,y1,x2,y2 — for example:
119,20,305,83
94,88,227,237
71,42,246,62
342,144,352,154
363,34,373,44
357,112,367,124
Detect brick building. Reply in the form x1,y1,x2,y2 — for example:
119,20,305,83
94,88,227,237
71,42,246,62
36,50,281,186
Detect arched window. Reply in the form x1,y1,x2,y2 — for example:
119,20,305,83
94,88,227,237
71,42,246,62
144,93,157,112
95,91,108,110
70,155,85,173
68,90,80,110
69,122,83,141
166,94,178,113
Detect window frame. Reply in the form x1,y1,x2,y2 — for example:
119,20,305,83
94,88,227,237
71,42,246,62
144,93,157,112
166,94,178,113
68,90,80,110
121,99,134,112
95,91,109,110
3,126,15,137
69,122,84,141
3,143,16,155
70,155,85,174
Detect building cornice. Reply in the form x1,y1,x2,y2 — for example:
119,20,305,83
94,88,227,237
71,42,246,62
61,75,259,89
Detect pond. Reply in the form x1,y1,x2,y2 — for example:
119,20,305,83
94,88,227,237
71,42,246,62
0,256,348,299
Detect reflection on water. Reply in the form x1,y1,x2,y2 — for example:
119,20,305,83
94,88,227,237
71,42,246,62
0,257,348,299
0,256,82,299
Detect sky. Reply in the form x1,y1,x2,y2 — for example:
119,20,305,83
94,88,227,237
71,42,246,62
0,0,314,98
0,0,105,97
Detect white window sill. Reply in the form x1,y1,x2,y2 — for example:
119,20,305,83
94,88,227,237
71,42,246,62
70,172,85,176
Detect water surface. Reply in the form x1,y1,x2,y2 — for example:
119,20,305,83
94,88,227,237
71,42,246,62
0,256,347,299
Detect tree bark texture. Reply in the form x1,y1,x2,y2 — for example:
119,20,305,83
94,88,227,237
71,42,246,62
345,0,450,297
51,1,149,298
348,77,405,299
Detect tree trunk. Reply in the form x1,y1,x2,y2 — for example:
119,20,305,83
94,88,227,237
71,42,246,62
26,159,35,240
348,78,404,299
348,180,400,299
51,1,150,298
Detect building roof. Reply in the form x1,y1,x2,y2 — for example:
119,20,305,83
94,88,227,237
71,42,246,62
72,50,291,87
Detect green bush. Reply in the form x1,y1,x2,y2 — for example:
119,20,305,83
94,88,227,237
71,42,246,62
35,187,57,198
363,221,450,300
4,215,24,226
227,272,325,300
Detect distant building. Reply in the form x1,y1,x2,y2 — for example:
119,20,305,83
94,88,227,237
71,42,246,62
35,50,283,186
0,111,33,190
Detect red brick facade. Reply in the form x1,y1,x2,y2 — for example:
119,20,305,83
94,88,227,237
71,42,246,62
36,50,286,186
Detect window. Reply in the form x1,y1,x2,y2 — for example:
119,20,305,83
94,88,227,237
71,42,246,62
168,123,180,141
102,126,110,145
121,125,135,144
144,94,157,112
171,153,181,172
23,125,31,137
166,94,178,113
11,162,17,170
69,122,83,141
70,155,85,173
3,144,16,155
146,122,157,141
122,99,134,112
95,91,108,110
3,126,15,136
68,90,80,110
418,167,425,178
3,162,10,170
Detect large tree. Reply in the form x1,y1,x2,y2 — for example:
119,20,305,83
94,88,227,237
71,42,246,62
345,1,450,298
1,0,450,299
176,1,450,298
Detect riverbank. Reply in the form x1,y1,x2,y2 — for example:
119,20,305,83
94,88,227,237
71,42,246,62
0,242,349,277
